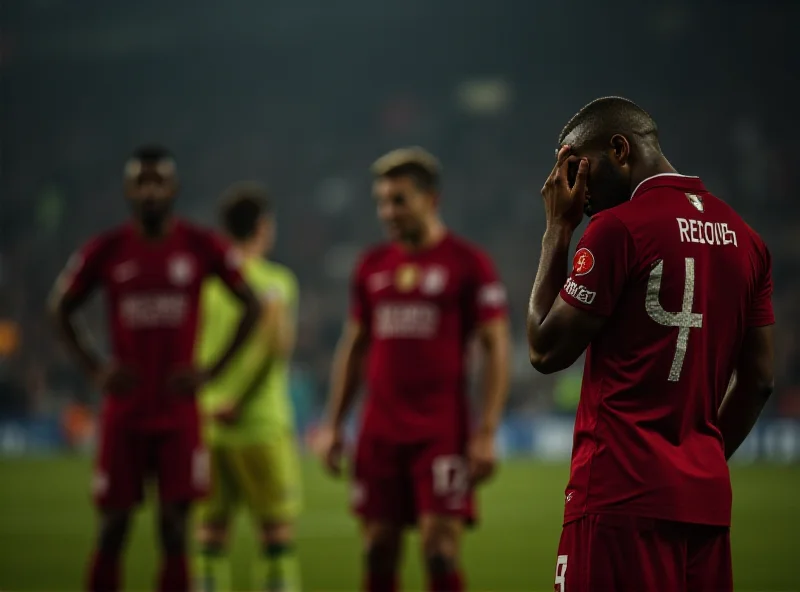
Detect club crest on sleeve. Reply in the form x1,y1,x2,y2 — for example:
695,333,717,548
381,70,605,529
572,248,595,276
168,254,195,286
421,265,448,295
686,193,704,212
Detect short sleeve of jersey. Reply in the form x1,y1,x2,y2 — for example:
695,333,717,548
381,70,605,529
202,230,245,291
560,212,633,316
349,256,371,328
747,241,775,327
57,236,107,301
469,249,508,324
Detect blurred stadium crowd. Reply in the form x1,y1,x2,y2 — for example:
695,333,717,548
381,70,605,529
1,1,798,442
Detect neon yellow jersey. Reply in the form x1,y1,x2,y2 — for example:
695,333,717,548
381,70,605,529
197,257,298,445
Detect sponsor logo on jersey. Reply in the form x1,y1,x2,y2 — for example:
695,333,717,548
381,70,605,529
395,263,421,293
368,271,392,293
112,261,139,283
374,302,439,338
120,292,189,328
168,254,195,286
686,192,704,212
572,247,595,276
420,265,448,295
564,277,596,305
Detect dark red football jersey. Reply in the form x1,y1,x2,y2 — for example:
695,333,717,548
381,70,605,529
559,174,774,527
58,220,245,431
351,233,507,442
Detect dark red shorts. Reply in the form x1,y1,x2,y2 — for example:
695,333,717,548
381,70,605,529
351,431,475,526
554,514,732,592
92,420,208,509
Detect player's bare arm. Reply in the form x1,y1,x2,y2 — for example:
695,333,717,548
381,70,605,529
469,317,510,485
49,268,137,393
718,325,775,460
527,146,607,373
320,319,370,476
207,282,261,380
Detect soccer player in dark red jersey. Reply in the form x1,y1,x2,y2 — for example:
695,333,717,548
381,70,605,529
526,97,775,592
318,148,510,592
49,145,260,592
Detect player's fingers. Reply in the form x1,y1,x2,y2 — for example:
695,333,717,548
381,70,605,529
571,158,589,198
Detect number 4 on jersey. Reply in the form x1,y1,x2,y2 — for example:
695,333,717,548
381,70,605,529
646,258,704,382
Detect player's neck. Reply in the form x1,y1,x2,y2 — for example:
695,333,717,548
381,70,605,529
630,155,678,193
133,216,174,241
237,242,266,260
398,220,447,253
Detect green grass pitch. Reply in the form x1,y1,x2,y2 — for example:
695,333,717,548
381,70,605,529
1,456,799,591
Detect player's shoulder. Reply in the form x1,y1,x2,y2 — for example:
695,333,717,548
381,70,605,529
173,218,219,244
260,260,298,288
355,242,395,272
442,232,497,266
79,224,128,257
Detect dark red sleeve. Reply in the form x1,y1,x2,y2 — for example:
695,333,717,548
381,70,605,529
203,230,245,291
560,212,633,316
470,249,508,324
747,241,775,327
58,236,107,301
349,256,371,329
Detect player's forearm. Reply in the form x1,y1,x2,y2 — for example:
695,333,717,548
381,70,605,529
476,323,510,435
718,375,774,460
51,308,102,379
207,295,261,379
527,225,573,348
326,341,366,429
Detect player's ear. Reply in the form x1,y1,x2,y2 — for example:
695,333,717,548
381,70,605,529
609,134,631,167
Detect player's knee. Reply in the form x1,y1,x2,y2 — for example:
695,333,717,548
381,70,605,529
159,504,190,554
420,518,460,560
97,511,131,555
197,522,229,552
261,522,294,547
425,552,458,576
364,542,399,574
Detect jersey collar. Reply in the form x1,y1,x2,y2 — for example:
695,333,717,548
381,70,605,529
630,173,704,201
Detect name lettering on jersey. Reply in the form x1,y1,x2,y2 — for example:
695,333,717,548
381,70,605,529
572,248,595,276
374,302,440,339
168,254,195,286
420,265,448,295
120,292,189,328
478,282,507,307
677,218,738,247
564,277,596,305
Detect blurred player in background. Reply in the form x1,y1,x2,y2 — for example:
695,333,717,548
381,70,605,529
194,184,302,592
526,97,775,592
49,146,260,592
319,148,510,592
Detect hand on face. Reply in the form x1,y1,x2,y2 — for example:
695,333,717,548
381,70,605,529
540,146,588,231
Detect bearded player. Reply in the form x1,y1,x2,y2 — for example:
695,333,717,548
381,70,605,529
526,97,774,592
194,184,302,592
319,147,511,592
49,146,260,592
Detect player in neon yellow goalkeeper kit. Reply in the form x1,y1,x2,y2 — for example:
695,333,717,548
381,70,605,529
194,183,301,592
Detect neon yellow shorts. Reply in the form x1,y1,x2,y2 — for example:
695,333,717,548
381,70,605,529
197,431,302,524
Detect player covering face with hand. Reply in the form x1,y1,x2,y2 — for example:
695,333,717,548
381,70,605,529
49,145,260,592
319,148,511,592
527,97,774,592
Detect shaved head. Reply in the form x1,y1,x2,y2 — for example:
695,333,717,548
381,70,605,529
558,96,659,152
